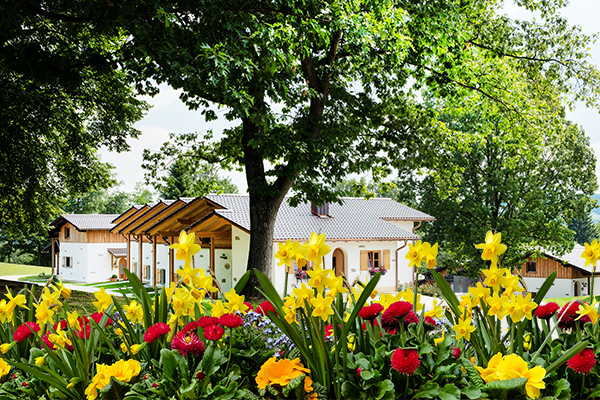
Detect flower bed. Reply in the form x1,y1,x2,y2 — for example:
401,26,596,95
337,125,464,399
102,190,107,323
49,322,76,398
0,230,598,399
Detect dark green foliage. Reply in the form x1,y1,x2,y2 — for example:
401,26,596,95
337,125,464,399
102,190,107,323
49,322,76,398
568,213,598,246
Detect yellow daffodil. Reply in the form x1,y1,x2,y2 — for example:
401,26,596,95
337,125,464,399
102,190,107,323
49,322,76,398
307,266,332,293
475,352,503,383
34,301,55,326
123,300,144,324
582,239,600,267
452,317,475,341
373,292,403,310
421,242,439,269
424,299,444,319
577,299,600,324
0,300,13,324
300,232,331,268
5,289,27,312
172,288,193,317
93,288,113,313
210,300,227,318
52,277,71,299
67,310,80,328
310,293,334,322
196,269,218,293
49,326,72,349
40,287,62,310
482,264,509,293
434,331,445,346
85,363,110,400
175,263,199,286
500,274,524,296
475,231,507,265
292,251,307,268
224,288,249,314
0,343,10,354
405,240,423,268
502,293,537,323
35,354,47,366
275,239,301,267
468,282,491,307
293,283,314,308
486,292,508,320
326,276,348,298
170,230,201,265
0,358,10,378
400,288,423,312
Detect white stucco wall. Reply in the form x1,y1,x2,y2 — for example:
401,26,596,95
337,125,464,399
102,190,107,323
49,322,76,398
271,240,413,296
59,242,126,283
523,277,574,298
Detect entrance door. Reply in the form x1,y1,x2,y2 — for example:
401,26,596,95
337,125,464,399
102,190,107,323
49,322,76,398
214,249,233,292
574,281,579,296
118,258,128,280
333,248,345,277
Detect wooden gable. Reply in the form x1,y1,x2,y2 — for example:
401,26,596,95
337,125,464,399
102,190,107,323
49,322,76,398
520,256,587,279
130,200,186,236
111,206,140,226
59,222,86,242
146,198,223,237
110,205,150,234
187,213,241,249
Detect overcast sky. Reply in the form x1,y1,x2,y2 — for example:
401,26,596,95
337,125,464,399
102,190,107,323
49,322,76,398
99,0,600,195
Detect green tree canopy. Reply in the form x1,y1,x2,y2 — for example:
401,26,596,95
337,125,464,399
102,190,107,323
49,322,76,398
0,1,148,237
569,213,599,246
395,77,598,275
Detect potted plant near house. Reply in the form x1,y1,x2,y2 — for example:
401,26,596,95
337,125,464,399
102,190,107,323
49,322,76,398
110,274,118,282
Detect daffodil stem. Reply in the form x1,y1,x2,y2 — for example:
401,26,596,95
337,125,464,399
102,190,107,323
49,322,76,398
590,266,595,307
224,331,233,375
283,270,289,298
413,266,419,313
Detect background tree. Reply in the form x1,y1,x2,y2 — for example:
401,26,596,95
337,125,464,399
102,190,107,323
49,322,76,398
569,213,599,246
393,77,598,275
0,1,148,238
149,159,238,200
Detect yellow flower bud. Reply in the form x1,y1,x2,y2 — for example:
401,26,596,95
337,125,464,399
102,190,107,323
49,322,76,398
35,355,47,366
0,343,10,354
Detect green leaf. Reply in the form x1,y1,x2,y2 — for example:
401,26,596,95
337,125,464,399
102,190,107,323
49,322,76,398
99,376,132,400
360,370,375,380
462,385,483,400
533,271,557,305
160,349,180,383
552,378,570,400
234,270,251,293
438,384,461,400
546,341,588,374
376,380,394,400
484,377,528,391
431,270,460,317
342,381,362,400
412,381,440,399
199,345,227,377
461,358,485,390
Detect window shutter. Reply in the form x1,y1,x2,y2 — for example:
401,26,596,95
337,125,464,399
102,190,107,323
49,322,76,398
286,261,294,274
360,251,368,271
383,250,390,268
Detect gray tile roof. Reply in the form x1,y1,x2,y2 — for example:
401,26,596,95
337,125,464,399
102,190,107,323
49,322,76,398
542,245,600,275
107,248,128,257
203,195,432,241
59,214,121,231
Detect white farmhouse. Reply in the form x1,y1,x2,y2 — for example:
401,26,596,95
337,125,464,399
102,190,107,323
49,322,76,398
50,195,435,293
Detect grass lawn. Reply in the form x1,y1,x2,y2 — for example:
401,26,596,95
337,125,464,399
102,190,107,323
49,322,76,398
542,295,600,307
0,262,50,276
18,274,53,283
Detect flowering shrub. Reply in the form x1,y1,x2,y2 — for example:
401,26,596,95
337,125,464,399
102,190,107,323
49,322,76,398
367,266,387,276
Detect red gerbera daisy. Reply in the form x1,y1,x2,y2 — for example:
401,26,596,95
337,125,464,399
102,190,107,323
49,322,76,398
76,325,91,339
381,313,397,334
534,302,560,320
90,312,113,327
325,323,334,338
383,301,412,320
391,348,420,375
219,314,243,329
403,311,419,326
53,320,68,331
144,323,171,343
14,322,40,343
453,347,461,359
203,324,225,341
256,301,276,316
171,331,205,357
244,302,253,312
197,316,219,328
358,304,384,321
424,316,436,326
567,348,597,374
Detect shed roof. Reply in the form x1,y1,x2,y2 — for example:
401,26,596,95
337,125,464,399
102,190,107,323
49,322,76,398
51,214,121,231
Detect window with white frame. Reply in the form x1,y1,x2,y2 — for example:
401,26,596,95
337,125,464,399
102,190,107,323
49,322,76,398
63,256,73,269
